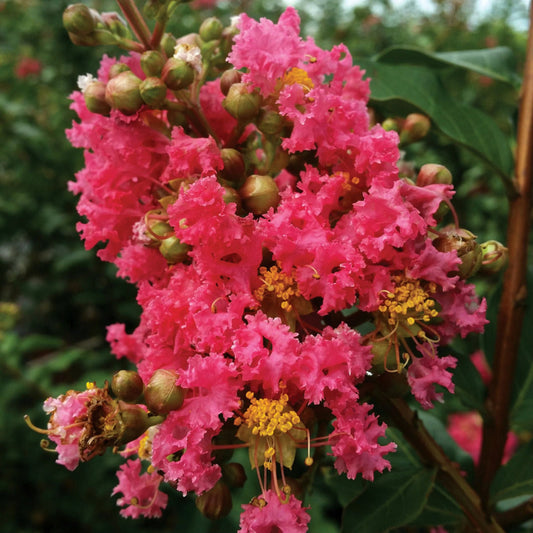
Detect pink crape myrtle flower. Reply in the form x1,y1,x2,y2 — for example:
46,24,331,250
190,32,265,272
239,489,310,533
113,458,168,518
42,388,100,471
51,4,492,531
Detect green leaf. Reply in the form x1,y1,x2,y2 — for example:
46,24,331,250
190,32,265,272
341,467,436,533
375,46,521,87
410,483,463,528
449,352,486,412
490,440,533,503
358,60,515,183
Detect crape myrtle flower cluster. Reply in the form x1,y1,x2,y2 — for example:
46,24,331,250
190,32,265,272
26,5,497,531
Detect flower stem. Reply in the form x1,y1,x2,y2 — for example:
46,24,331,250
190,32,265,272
116,0,152,50
476,1,533,503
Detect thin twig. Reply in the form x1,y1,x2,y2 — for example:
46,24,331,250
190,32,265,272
476,1,533,504
116,0,152,50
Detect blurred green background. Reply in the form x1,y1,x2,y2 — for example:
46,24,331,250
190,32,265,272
0,0,527,531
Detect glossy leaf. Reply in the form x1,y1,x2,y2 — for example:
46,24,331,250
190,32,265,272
358,60,515,183
375,46,521,87
341,467,436,533
490,440,533,503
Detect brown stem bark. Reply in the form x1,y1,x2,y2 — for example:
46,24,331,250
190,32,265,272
476,1,533,504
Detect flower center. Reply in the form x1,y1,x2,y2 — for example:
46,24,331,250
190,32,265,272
255,264,302,313
378,276,438,328
282,67,314,93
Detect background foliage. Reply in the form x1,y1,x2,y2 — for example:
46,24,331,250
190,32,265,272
0,0,529,531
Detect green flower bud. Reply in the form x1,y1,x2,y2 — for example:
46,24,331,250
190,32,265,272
220,69,242,96
140,76,167,107
161,32,177,58
144,369,185,415
257,109,285,136
400,113,431,144
141,50,166,77
239,174,280,215
101,11,129,38
199,17,224,42
433,227,482,278
63,4,98,35
195,480,232,520
162,57,195,91
220,148,245,186
108,62,130,79
417,163,453,186
381,117,400,132
111,370,144,403
159,235,190,263
222,83,261,121
116,402,161,446
479,240,508,274
82,80,111,115
105,70,143,115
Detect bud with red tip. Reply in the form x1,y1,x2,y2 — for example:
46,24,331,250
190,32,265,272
195,480,232,520
400,113,431,144
417,163,453,187
222,83,261,121
239,174,280,215
82,79,111,115
105,70,143,114
111,370,144,403
220,69,242,96
220,148,246,186
144,369,185,415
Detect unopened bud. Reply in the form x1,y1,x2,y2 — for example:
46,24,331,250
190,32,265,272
144,369,185,415
108,62,130,79
221,462,247,488
417,163,453,186
162,57,195,90
105,70,143,114
161,32,177,58
400,113,431,144
239,174,280,215
257,110,285,136
82,80,111,115
220,148,245,186
141,50,166,77
116,402,158,445
220,69,242,96
199,17,224,42
140,77,167,107
433,227,482,278
195,480,232,520
63,4,98,35
479,240,508,273
159,235,190,263
381,117,400,132
111,370,144,403
101,11,129,38
222,83,261,121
